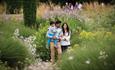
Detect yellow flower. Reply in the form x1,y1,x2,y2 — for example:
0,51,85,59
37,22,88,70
68,56,74,60
80,30,87,39
67,47,74,53
80,31,95,40
106,32,112,36
89,32,95,39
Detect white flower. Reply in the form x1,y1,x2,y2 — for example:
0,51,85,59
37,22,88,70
105,54,108,58
100,51,106,55
24,39,27,42
67,47,73,53
25,58,29,60
22,36,37,56
98,56,104,59
98,51,108,60
68,56,74,60
104,61,107,66
33,44,37,48
13,29,37,56
20,36,24,39
14,28,19,37
33,36,36,40
100,51,103,55
85,60,91,64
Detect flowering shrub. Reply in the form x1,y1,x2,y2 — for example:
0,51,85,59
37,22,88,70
0,22,36,69
14,28,37,56
59,33,115,70
98,51,108,60
0,60,12,70
35,21,51,61
58,3,115,70
79,31,112,40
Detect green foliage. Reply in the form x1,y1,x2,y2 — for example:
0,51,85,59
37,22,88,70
111,0,115,4
59,30,115,70
78,5,115,32
0,62,12,70
0,1,115,70
35,19,50,61
0,22,36,69
58,4,115,70
34,17,81,61
0,21,36,37
0,37,33,68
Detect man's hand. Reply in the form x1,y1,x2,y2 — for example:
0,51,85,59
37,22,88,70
53,36,56,39
60,34,63,37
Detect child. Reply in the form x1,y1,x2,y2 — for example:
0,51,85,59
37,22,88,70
46,21,58,48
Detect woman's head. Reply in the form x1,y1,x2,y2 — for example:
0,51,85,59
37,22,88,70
62,23,70,35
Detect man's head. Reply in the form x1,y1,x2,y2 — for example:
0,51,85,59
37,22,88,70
55,20,61,28
50,21,55,27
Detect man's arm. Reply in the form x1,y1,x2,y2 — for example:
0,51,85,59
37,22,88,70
46,31,53,38
55,29,63,40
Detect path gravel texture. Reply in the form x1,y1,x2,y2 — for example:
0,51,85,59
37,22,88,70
26,61,59,70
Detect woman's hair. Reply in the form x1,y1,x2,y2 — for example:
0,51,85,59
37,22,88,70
62,23,70,36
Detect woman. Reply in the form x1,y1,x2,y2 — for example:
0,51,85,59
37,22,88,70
61,23,71,52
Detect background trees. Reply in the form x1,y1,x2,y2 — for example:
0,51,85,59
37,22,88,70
23,0,37,28
38,0,114,5
1,0,114,28
2,0,114,14
5,0,22,14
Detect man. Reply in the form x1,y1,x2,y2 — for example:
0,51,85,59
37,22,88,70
50,20,62,64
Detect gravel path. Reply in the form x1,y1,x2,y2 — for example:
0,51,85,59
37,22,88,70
26,61,58,70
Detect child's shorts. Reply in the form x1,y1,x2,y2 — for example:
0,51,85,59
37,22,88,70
47,39,58,47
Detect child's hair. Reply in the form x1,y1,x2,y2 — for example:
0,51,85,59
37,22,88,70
50,21,55,25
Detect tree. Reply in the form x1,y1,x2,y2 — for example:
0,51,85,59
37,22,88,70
38,0,113,6
5,0,22,14
23,0,37,28
111,0,115,4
